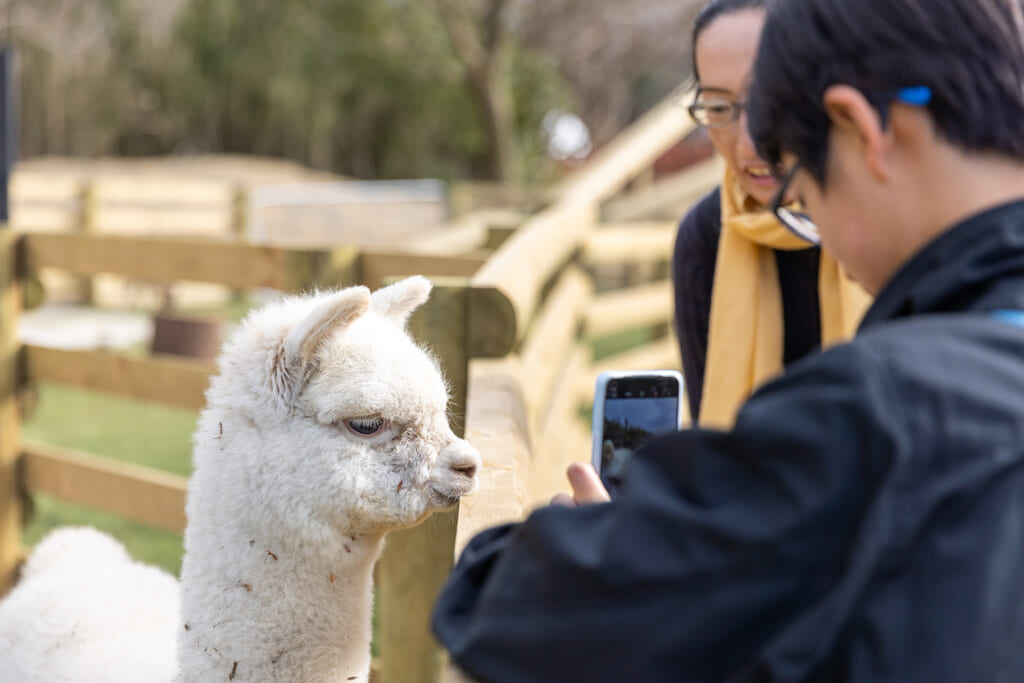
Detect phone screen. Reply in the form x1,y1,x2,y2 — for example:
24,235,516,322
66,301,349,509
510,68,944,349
599,376,680,494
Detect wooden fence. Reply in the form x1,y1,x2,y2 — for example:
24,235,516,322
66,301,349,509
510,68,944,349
0,89,720,682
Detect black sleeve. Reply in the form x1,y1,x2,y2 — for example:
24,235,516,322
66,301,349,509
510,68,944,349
432,345,895,683
672,188,722,423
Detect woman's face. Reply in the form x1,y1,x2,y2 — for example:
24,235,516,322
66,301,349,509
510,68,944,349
694,10,779,207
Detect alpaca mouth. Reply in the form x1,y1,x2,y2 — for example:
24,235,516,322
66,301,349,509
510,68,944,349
429,488,463,509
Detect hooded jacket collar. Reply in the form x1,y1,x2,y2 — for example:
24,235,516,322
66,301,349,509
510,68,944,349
861,199,1024,330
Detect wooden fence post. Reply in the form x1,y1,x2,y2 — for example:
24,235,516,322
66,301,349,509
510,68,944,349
0,229,22,594
376,282,469,683
78,181,98,304
232,184,249,242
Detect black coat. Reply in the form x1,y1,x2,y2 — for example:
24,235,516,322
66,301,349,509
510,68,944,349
432,199,1024,682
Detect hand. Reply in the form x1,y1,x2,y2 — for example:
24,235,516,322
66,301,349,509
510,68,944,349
550,462,611,507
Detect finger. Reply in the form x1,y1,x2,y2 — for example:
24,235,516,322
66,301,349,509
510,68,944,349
566,462,611,505
550,492,577,508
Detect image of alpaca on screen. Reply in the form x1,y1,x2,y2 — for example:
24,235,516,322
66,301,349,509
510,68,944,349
591,371,684,495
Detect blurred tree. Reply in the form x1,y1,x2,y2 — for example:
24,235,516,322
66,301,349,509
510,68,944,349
425,0,515,180
3,0,697,182
164,0,573,180
514,0,705,145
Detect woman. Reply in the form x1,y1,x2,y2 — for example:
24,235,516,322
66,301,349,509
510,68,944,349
673,0,869,428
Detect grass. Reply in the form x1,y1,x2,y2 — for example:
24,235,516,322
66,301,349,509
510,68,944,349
21,382,198,576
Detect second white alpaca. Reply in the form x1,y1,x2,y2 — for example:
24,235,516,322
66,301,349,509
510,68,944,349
0,276,481,683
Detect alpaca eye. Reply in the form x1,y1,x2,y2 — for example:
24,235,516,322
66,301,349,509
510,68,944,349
345,417,387,436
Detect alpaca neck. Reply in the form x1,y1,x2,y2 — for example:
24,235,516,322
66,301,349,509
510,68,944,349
177,516,385,683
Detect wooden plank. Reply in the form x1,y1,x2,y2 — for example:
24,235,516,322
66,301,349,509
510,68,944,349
377,285,469,683
583,222,677,266
20,232,360,292
24,346,214,411
519,267,593,437
585,280,673,338
93,176,235,205
466,285,518,359
472,201,595,343
21,441,188,533
457,357,530,555
601,156,723,223
533,344,593,507
10,206,78,231
92,207,233,234
360,251,486,291
0,230,22,594
10,172,84,202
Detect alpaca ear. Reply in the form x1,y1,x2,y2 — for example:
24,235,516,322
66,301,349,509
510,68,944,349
370,275,432,327
272,286,371,408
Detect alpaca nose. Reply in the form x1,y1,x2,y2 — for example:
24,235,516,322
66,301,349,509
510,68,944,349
452,461,477,480
442,440,480,482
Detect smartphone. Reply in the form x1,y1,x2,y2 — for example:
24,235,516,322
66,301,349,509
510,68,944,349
591,370,685,496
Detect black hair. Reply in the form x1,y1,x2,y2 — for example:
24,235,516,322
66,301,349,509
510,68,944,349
690,0,770,86
747,0,1024,184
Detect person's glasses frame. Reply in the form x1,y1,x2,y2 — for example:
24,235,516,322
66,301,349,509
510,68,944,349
768,86,934,246
685,89,747,129
770,162,820,245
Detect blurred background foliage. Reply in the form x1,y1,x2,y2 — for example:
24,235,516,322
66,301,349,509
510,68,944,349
5,0,703,183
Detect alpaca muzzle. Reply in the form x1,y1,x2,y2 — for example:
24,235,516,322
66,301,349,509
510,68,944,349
429,439,481,505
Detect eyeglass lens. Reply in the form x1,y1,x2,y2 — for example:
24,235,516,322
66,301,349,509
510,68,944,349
777,206,821,245
689,97,742,127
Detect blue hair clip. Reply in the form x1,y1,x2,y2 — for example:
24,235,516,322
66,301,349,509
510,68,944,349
896,86,932,106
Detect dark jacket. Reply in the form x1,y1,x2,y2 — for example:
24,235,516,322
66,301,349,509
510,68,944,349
673,188,821,421
433,199,1024,683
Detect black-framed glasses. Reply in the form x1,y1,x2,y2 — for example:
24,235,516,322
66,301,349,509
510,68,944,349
768,86,933,245
687,93,746,128
770,162,821,245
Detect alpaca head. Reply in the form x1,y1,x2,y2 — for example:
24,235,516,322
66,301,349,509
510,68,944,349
202,276,480,540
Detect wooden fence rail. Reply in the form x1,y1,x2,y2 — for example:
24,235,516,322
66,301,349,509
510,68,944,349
24,346,213,411
22,441,188,533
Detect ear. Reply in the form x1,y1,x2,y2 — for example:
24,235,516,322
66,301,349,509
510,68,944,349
271,286,371,409
371,275,432,327
822,84,889,181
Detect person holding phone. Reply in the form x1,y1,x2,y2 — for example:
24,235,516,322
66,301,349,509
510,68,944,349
674,0,870,428
432,0,1024,680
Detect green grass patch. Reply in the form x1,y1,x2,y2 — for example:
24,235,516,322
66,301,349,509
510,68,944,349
21,382,198,576
23,382,197,476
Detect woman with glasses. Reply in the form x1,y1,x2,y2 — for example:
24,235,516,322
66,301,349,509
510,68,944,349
674,0,869,428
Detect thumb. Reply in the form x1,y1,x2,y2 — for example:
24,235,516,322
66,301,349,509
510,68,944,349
567,462,611,505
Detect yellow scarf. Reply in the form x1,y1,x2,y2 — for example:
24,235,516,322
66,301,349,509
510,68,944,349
698,166,872,429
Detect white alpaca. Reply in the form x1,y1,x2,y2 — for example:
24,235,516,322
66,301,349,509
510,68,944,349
0,276,481,683
0,527,180,682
